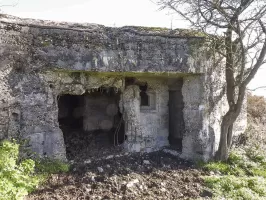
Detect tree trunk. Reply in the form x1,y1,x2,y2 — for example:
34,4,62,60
216,116,230,161
216,27,237,161
227,124,234,148
216,109,238,161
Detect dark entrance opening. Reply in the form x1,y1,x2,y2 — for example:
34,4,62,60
139,84,149,106
58,88,126,161
168,79,185,151
58,95,84,130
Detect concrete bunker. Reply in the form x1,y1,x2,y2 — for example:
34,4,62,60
57,87,126,160
0,15,247,161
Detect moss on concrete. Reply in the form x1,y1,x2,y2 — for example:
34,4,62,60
122,26,207,37
47,69,200,79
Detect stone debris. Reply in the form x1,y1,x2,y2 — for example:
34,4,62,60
105,155,114,159
69,160,74,164
97,167,104,173
143,160,151,165
84,159,91,164
27,151,208,200
126,179,139,188
163,148,181,157
91,176,95,182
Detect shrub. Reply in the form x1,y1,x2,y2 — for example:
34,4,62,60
0,140,70,200
247,93,266,123
0,140,44,200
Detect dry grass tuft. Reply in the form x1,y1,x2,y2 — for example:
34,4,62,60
240,93,266,156
247,93,266,123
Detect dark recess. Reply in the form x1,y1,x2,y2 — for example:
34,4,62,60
168,79,185,151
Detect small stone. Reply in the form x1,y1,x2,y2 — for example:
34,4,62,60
97,167,104,173
85,184,91,192
84,159,91,164
173,173,178,177
121,181,127,185
143,160,150,165
126,179,139,188
163,149,180,156
210,171,215,175
106,155,114,159
138,185,143,190
106,164,111,168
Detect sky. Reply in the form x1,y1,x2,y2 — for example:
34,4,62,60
1,0,266,97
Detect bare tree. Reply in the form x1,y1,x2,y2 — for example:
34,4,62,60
157,0,266,161
249,86,266,91
0,0,19,13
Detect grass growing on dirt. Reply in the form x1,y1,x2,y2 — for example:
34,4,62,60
0,140,69,200
201,147,266,200
200,94,266,200
36,158,70,174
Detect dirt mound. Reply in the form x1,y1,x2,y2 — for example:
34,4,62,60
27,151,208,200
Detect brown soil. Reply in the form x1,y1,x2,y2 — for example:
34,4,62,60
27,150,210,200
26,128,212,200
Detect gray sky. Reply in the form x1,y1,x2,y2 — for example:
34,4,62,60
1,0,265,97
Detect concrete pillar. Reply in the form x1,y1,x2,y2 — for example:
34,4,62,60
121,85,143,152
181,75,210,160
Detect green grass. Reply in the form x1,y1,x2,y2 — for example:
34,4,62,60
205,176,266,200
201,147,266,199
36,158,70,174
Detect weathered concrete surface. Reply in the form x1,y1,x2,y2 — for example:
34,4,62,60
121,78,170,153
83,93,118,132
0,15,206,74
0,15,247,161
138,78,169,151
181,61,247,161
120,85,142,152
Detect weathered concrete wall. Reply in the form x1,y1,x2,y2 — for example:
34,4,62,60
139,78,169,151
83,93,118,131
2,71,124,159
0,67,16,140
181,57,247,161
182,76,204,160
122,78,169,152
0,15,206,74
120,85,142,152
